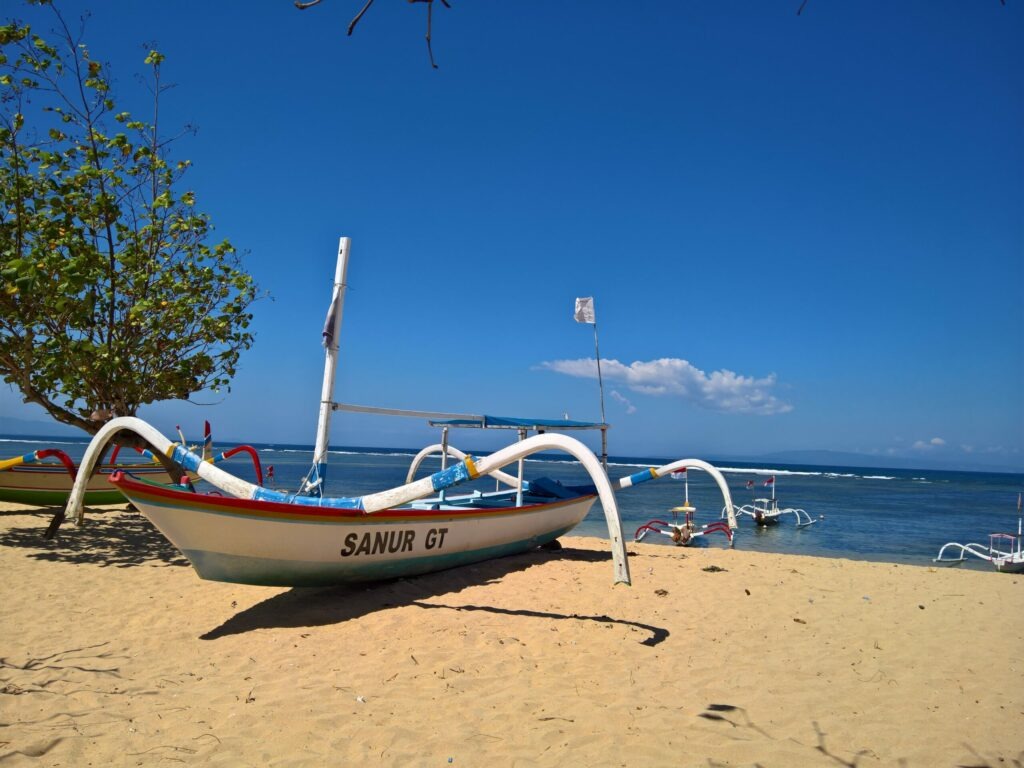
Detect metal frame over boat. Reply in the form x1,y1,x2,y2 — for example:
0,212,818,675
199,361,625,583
404,418,740,547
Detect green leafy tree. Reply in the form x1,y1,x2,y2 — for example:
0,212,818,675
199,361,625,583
0,4,258,434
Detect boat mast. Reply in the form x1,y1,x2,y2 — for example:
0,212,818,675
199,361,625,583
307,236,351,497
574,297,608,469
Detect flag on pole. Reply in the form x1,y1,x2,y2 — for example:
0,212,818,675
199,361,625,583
745,479,754,489
764,476,775,487
574,297,596,324
670,468,687,480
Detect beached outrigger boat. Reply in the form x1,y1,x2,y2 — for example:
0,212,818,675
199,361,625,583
0,445,171,506
933,494,1024,574
54,239,639,586
56,238,737,587
734,475,819,528
1,423,264,506
59,415,630,586
633,468,734,547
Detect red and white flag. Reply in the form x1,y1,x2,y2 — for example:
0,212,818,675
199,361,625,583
670,468,687,480
764,476,775,487
745,479,754,489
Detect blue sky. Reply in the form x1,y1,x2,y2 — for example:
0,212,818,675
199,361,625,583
2,1,1022,470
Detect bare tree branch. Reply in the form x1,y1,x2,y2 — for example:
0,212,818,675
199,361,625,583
347,0,376,36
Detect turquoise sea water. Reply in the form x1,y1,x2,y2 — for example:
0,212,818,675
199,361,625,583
2,434,1021,571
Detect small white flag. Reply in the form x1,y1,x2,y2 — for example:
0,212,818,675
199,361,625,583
574,297,596,324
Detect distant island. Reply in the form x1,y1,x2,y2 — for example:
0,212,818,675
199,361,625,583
1,416,1020,476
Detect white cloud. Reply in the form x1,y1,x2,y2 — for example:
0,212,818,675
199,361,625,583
539,357,792,415
912,437,947,450
610,389,636,415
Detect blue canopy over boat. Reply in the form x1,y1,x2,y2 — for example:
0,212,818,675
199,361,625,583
331,403,606,432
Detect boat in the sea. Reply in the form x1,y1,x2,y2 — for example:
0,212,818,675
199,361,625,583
633,468,734,547
1,423,264,507
933,494,1024,573
735,475,819,528
55,238,643,586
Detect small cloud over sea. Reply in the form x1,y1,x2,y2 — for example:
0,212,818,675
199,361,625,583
539,357,792,415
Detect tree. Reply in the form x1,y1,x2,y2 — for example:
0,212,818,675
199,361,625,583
0,3,259,435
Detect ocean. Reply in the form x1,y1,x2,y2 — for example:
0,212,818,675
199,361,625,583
2,433,1021,572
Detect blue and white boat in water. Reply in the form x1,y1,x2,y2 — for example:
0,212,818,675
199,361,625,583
59,238,738,587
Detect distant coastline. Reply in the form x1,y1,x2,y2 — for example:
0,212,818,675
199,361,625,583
1,424,1021,477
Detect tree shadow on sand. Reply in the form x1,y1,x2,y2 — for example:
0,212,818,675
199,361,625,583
0,508,189,568
201,547,667,646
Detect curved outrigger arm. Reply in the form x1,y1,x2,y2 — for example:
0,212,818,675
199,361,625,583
1,448,79,478
405,443,521,489
59,417,631,586
934,541,997,566
616,458,738,535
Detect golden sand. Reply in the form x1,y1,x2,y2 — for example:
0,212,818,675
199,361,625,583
1,502,1021,766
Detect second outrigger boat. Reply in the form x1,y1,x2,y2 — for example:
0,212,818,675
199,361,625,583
735,475,819,528
1,423,263,506
633,468,734,547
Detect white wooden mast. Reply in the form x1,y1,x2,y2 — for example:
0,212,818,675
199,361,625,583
307,236,351,496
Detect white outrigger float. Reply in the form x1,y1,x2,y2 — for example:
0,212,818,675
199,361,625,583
52,238,738,588
734,475,819,529
933,494,1024,574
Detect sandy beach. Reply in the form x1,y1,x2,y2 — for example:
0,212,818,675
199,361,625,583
1,501,1021,767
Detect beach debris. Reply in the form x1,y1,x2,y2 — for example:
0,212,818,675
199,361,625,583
356,695,366,704
654,588,668,597
702,565,727,573
793,618,807,624
745,588,751,595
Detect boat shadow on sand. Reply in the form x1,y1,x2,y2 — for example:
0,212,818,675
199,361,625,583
0,511,668,646
0,507,190,568
200,549,668,647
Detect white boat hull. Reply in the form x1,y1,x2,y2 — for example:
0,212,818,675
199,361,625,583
114,473,596,586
